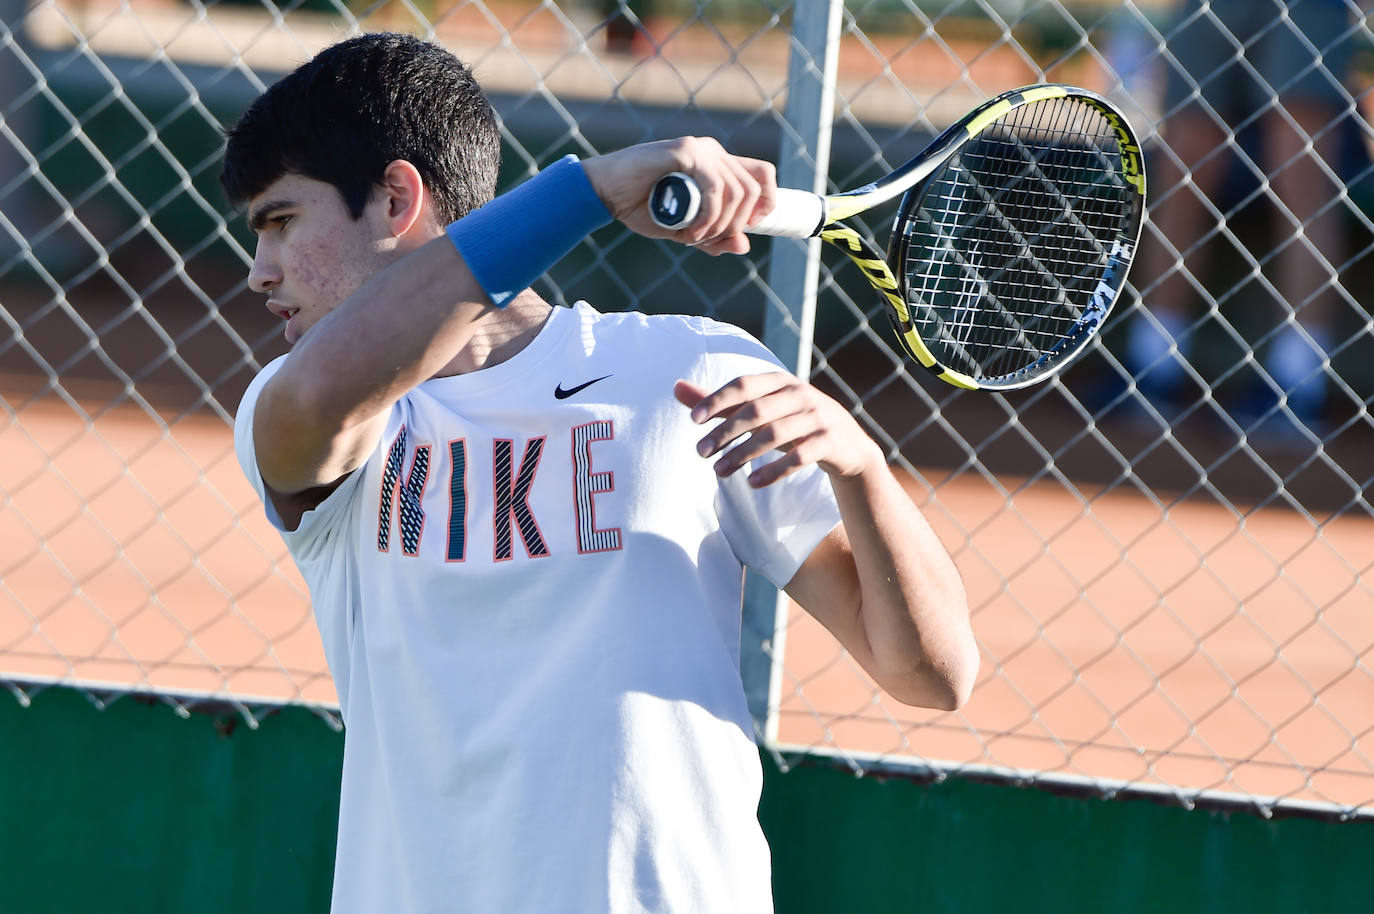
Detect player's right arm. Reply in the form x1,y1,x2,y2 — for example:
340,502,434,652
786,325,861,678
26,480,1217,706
251,237,485,528
248,138,776,528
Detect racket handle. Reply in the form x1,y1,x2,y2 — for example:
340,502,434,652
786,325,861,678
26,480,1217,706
648,173,825,239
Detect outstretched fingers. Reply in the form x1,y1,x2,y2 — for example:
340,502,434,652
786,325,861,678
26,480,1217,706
678,373,874,487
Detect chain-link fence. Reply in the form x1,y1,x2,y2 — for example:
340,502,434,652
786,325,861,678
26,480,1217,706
1,0,1371,820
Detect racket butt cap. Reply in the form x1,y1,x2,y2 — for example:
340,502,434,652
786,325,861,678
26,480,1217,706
649,173,701,229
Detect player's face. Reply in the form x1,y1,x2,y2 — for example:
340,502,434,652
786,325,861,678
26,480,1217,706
246,173,393,345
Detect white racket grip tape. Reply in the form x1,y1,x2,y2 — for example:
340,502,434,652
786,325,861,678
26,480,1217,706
748,188,827,238
648,174,826,238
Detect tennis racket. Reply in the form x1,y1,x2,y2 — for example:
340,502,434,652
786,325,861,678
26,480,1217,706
648,84,1146,390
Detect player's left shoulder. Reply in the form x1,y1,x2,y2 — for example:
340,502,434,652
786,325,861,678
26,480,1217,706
571,301,745,360
570,301,782,388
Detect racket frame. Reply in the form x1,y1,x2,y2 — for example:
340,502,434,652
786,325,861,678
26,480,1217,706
830,84,1146,389
646,84,1146,391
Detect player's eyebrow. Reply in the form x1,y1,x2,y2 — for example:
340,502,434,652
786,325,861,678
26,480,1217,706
247,199,296,234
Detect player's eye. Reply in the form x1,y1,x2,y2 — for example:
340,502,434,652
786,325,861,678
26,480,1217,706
273,215,293,231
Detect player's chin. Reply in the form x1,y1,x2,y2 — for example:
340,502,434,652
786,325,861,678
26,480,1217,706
283,313,313,346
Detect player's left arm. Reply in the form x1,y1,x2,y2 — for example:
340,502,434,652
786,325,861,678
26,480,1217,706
675,374,978,710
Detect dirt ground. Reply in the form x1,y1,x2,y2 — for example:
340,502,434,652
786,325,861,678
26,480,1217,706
1,374,1368,813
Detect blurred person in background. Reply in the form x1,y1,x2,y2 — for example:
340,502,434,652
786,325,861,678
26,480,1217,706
602,0,655,55
1127,0,1363,430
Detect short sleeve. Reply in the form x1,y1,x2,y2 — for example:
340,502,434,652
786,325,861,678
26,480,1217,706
687,320,843,586
234,356,367,565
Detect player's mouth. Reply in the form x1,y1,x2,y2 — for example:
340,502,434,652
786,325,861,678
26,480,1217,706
268,300,302,342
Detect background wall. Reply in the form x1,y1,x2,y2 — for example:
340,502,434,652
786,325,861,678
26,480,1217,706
3,687,1369,913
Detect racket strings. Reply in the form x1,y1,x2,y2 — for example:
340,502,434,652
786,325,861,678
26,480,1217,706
946,145,1123,372
948,130,1122,325
902,97,1134,381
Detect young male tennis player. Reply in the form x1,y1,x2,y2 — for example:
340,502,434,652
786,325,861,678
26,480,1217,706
223,32,977,913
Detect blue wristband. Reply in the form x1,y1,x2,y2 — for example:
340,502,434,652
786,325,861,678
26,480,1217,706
446,155,613,307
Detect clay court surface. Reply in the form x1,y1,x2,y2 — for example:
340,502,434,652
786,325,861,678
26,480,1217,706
2,382,1370,814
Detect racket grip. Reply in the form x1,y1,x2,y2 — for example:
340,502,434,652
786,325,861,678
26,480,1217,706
648,173,825,239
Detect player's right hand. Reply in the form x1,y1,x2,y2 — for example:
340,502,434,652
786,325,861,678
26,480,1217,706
581,137,776,256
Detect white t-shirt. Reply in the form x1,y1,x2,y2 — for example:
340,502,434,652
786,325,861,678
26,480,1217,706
235,302,842,914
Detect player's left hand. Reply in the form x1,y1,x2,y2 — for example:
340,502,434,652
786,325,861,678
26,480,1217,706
674,374,884,487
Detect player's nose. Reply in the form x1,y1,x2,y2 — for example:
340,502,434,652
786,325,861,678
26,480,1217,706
248,242,282,294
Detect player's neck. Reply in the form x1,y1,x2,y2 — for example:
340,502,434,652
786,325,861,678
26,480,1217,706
436,291,555,376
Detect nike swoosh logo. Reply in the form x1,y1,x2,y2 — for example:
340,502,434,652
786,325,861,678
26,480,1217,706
554,374,612,400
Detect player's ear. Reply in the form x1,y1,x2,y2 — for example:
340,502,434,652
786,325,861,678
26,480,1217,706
378,159,428,238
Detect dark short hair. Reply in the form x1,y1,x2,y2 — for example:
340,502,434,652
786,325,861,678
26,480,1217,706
220,32,500,224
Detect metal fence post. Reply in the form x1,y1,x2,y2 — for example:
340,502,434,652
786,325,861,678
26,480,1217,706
740,0,842,743
0,0,35,271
